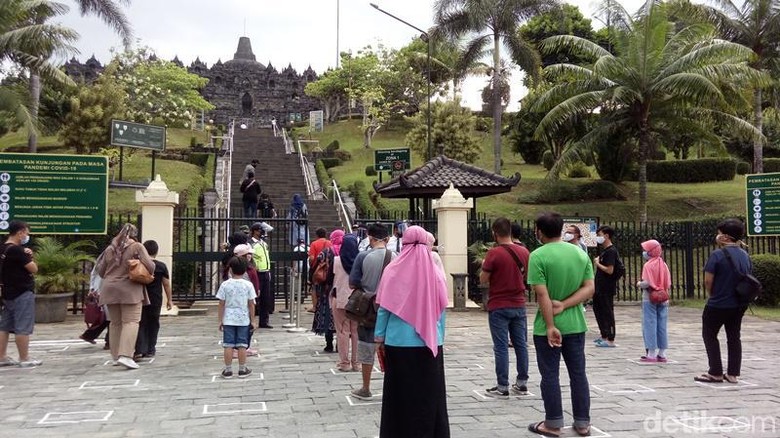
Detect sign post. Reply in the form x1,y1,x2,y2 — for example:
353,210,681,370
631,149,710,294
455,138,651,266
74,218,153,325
746,173,780,236
0,153,108,234
374,148,411,172
110,119,166,181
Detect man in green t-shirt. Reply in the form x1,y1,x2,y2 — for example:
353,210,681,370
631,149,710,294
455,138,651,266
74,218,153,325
526,212,595,438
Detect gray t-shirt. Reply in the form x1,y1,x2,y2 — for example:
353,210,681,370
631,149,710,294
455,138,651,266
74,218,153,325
349,247,394,293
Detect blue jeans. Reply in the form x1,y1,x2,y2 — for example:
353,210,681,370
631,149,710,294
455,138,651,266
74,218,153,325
222,325,250,349
642,300,669,351
534,333,590,429
488,307,528,390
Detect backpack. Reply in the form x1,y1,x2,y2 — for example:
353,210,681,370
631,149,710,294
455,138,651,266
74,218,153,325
293,206,307,225
721,247,763,304
612,257,625,280
311,248,332,285
258,199,274,218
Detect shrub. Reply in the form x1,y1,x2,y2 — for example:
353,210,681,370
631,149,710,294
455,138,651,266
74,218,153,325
319,158,342,169
519,180,622,204
577,180,623,200
187,153,210,168
333,150,352,161
349,180,372,215
190,136,197,147
325,140,340,152
752,254,780,307
646,158,736,183
736,161,751,175
542,150,554,171
594,133,635,183
567,162,591,178
651,150,666,160
764,158,780,173
475,116,491,132
365,165,377,176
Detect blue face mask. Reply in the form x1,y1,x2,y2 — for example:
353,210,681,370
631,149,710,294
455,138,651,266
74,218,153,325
21,235,30,245
642,251,650,261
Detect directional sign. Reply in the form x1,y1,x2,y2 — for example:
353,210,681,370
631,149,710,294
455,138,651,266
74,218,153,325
110,119,166,151
0,153,108,234
746,173,780,236
374,148,411,171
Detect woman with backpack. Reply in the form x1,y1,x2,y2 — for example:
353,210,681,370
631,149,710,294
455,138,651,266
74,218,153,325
636,239,671,363
309,237,336,353
240,172,261,218
287,194,308,247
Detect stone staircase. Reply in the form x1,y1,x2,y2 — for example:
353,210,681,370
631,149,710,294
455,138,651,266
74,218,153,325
230,128,343,232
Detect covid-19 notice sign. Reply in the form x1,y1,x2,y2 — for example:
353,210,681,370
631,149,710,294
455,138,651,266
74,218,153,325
0,153,108,234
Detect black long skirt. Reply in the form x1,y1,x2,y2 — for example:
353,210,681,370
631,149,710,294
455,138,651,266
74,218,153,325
380,345,450,438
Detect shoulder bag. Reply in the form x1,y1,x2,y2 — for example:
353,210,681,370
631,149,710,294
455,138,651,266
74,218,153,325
128,245,154,285
345,249,392,326
721,247,762,304
0,243,13,300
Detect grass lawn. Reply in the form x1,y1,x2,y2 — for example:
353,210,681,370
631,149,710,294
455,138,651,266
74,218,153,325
295,120,747,221
674,299,780,322
0,128,208,151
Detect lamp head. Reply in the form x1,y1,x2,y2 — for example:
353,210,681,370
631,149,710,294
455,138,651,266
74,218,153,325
370,3,379,9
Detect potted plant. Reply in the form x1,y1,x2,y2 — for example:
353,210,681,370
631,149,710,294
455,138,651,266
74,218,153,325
468,240,494,310
34,237,95,323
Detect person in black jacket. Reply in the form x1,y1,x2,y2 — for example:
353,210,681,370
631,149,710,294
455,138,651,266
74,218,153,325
240,172,261,218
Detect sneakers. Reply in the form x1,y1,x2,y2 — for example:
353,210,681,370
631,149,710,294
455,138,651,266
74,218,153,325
116,356,139,369
657,356,668,363
238,367,252,378
79,335,96,344
485,386,510,398
17,358,41,368
511,383,529,395
221,368,233,379
639,356,658,363
0,357,19,367
351,388,373,400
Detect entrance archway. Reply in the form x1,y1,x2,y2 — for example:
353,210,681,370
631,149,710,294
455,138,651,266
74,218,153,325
241,92,253,114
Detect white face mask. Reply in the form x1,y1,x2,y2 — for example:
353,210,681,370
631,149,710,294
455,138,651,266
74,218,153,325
21,235,30,245
563,233,574,242
596,236,606,245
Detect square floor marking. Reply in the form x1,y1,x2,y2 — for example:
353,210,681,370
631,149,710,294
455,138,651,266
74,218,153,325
210,372,264,382
626,358,679,365
592,383,655,394
530,425,610,437
38,411,113,425
202,402,267,415
346,393,383,406
79,379,140,389
694,379,757,389
471,389,537,399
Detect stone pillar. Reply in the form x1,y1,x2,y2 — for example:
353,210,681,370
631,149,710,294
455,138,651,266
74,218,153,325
136,175,180,316
433,184,473,307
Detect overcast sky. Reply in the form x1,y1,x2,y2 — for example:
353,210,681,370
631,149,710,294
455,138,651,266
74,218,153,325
57,0,645,111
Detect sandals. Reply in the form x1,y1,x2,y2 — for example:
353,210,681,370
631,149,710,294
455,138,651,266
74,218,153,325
575,425,592,436
724,374,739,384
694,373,723,383
527,421,561,437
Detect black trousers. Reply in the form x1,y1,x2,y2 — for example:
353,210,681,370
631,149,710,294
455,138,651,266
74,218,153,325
81,320,109,344
135,303,162,355
702,305,747,376
257,271,273,326
592,291,615,341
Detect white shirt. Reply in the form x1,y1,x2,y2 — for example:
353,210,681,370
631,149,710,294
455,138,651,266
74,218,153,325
216,278,256,326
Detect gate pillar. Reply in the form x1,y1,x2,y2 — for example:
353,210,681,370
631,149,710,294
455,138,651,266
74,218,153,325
433,184,473,307
136,174,180,316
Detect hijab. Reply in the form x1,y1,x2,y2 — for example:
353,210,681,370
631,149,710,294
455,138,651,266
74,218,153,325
330,229,345,256
104,223,137,268
641,239,671,293
340,234,359,274
291,194,304,210
375,226,448,356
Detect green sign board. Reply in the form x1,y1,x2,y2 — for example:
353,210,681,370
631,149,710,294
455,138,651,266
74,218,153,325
0,153,108,234
746,172,780,236
110,119,166,151
374,148,411,171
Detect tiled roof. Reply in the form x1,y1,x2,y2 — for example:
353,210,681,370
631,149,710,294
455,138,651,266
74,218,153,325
373,155,521,199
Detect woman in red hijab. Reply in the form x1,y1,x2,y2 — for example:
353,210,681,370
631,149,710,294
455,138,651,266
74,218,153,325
637,239,671,363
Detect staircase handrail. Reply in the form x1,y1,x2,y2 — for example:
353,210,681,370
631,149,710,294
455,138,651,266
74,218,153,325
282,127,293,154
331,179,352,231
297,140,315,198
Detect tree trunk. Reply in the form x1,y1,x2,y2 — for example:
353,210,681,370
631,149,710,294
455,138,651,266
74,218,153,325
638,128,649,224
753,88,763,173
492,35,502,174
27,70,41,153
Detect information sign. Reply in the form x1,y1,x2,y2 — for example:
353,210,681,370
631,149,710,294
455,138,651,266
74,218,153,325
374,148,411,171
0,153,108,234
561,216,600,247
110,119,166,151
310,110,324,132
746,173,780,236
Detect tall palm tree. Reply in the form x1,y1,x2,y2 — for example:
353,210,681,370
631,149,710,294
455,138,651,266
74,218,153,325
9,0,132,153
433,0,556,174
533,0,765,222
670,0,780,173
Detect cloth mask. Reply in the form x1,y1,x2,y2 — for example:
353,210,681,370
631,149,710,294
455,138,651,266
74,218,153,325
563,233,574,242
596,236,606,245
21,235,30,245
642,251,650,261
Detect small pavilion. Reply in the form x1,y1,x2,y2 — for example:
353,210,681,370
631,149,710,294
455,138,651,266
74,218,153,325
372,155,521,220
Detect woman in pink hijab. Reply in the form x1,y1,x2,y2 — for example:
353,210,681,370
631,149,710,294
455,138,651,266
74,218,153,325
637,239,671,363
374,225,449,437
329,229,344,256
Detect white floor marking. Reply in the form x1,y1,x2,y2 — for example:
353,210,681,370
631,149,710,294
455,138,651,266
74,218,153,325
202,402,267,415
79,379,140,389
38,411,113,425
345,393,383,406
530,425,611,437
694,379,757,389
471,388,537,399
625,358,679,365
592,383,655,394
210,372,264,382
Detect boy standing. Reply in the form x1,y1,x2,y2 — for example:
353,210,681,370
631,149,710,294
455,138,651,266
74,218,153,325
217,257,257,379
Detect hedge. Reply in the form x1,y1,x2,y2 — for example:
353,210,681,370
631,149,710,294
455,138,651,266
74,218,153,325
319,158,342,169
333,150,352,161
736,161,750,175
646,158,736,183
764,158,780,173
542,150,554,171
567,162,591,178
520,180,622,204
365,166,377,176
187,153,211,168
753,254,780,307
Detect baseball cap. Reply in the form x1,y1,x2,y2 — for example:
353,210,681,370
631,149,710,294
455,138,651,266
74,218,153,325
233,244,253,257
251,222,274,233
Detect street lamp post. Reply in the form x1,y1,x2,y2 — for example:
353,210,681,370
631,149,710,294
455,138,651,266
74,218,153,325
370,3,432,161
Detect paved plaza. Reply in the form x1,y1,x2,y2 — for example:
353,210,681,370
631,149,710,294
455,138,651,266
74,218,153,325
0,303,778,437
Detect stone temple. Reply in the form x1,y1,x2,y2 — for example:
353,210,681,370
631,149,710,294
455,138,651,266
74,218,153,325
64,36,321,127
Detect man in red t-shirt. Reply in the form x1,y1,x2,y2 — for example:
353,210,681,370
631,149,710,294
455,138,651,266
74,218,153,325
480,217,531,398
307,228,332,311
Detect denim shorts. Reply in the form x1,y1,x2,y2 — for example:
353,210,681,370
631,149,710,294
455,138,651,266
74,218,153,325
357,340,376,365
222,325,250,349
0,291,35,335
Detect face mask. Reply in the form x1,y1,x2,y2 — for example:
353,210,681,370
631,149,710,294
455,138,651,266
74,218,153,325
563,233,574,242
596,236,606,245
21,235,30,245
535,232,543,246
642,251,650,261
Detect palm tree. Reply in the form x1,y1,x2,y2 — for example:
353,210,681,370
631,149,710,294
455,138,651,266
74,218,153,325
3,0,132,153
533,0,765,222
669,0,780,173
433,0,556,174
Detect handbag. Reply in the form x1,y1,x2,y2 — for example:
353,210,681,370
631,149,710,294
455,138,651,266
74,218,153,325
128,259,154,285
648,288,669,304
721,247,763,304
84,295,105,326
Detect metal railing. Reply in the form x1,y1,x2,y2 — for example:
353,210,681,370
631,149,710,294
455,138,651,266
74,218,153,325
282,127,293,154
297,140,315,198
332,179,353,231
